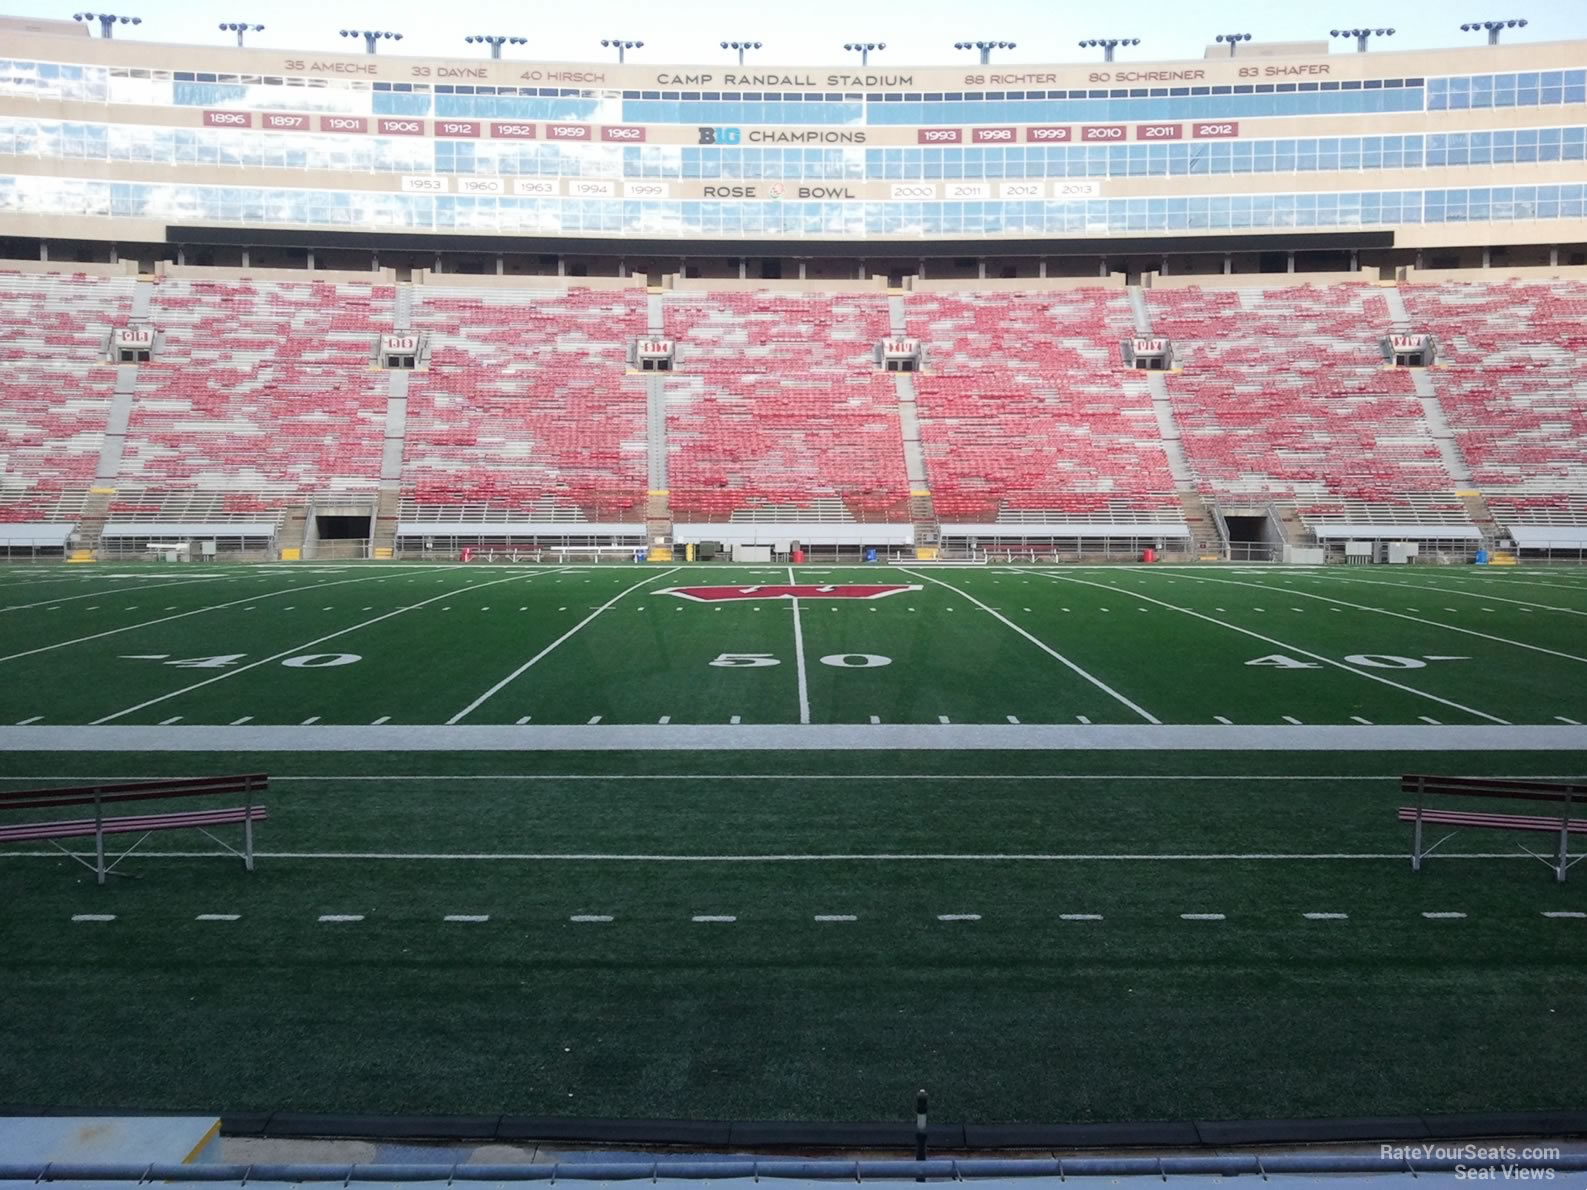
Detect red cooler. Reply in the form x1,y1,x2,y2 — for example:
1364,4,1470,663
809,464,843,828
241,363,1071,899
1141,547,1156,563
791,549,805,563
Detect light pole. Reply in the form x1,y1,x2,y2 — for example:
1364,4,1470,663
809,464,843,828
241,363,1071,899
1461,18,1527,43
843,42,886,66
466,34,527,59
340,28,402,54
1214,32,1252,56
721,40,763,65
219,22,264,47
72,12,141,38
1330,27,1395,51
955,40,1016,64
601,38,643,62
1079,38,1139,62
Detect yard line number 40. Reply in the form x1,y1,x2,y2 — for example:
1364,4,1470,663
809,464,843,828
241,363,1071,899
710,653,892,668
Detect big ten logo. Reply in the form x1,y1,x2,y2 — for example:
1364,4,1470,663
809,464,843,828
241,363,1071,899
547,124,590,140
602,125,646,141
1081,124,1126,141
971,126,1015,143
917,128,962,144
697,126,741,144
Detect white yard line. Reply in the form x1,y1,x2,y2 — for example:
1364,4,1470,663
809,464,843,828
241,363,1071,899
446,568,681,724
92,569,568,726
1300,572,1587,618
7,849,1560,863
0,567,462,667
1037,572,1511,725
0,575,224,614
4,722,1583,750
898,568,1160,724
1189,573,1587,667
8,773,1585,783
788,565,811,725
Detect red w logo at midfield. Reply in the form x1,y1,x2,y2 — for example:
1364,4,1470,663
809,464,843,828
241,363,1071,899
656,584,922,602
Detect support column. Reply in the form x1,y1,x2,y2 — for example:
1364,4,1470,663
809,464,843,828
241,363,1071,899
371,251,379,272
496,254,504,276
1550,246,1560,267
307,249,316,271
241,248,250,269
1286,251,1296,273
857,259,865,280
433,253,443,274
798,260,807,280
1099,257,1108,277
1038,258,1046,279
977,257,986,280
1482,247,1492,268
1159,255,1169,277
39,241,49,262
1350,249,1359,270
109,245,119,265
557,257,566,278
1222,253,1232,275
739,257,747,280
618,258,626,278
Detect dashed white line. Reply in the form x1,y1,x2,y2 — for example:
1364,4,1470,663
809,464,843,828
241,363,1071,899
1006,715,1021,724
1059,914,1103,921
370,716,390,725
71,914,115,922
814,914,858,922
1541,911,1586,919
1418,716,1442,725
937,913,981,922
1282,716,1303,725
658,715,671,725
1422,912,1467,920
1181,913,1226,921
444,914,490,923
318,914,364,923
587,715,603,725
515,716,532,725
692,915,737,923
14,716,41,725
1303,912,1349,921
938,715,951,724
1214,715,1233,725
1350,716,1374,725
1557,716,1583,725
159,716,182,725
301,716,320,726
1076,715,1092,725
196,914,240,921
571,914,614,923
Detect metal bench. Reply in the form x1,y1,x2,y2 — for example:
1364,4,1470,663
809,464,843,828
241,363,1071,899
0,774,269,884
1399,774,1585,882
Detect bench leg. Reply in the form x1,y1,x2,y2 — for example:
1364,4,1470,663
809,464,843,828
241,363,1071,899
1411,814,1424,873
244,813,255,873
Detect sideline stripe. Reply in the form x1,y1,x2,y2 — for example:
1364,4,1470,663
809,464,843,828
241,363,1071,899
0,575,223,614
447,568,681,724
0,568,456,667
91,569,571,725
898,568,1160,724
789,565,811,725
1038,573,1511,726
1,850,1565,864
1192,572,1587,667
7,773,1585,784
1301,572,1587,618
3,723,1582,751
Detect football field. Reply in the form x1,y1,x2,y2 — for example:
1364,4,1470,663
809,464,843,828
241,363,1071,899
2,561,1586,1128
0,561,1584,727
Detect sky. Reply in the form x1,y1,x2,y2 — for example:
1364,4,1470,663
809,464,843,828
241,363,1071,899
9,0,1586,67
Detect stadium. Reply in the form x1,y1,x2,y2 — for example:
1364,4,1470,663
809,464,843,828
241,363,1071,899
1,8,1586,1183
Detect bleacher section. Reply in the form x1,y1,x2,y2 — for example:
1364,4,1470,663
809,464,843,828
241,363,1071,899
116,278,391,519
1148,285,1455,508
663,291,909,522
403,286,647,520
908,290,1179,522
0,271,130,522
1401,281,1587,508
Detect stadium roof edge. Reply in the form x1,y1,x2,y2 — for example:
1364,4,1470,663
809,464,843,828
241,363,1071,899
164,227,1397,258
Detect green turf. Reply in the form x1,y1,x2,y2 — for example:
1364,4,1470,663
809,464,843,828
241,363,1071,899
1,562,1585,725
2,561,1587,1124
3,747,1587,1122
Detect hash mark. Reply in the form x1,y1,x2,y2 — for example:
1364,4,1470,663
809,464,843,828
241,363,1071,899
938,715,950,724
938,914,981,922
1060,914,1103,921
1282,716,1303,725
301,716,320,726
1418,716,1442,725
659,715,671,724
571,915,614,923
1556,716,1582,725
1006,715,1021,724
196,914,240,921
730,715,742,725
14,715,41,725
230,716,253,726
444,915,490,923
1350,716,1374,725
869,714,881,725
692,915,737,923
587,715,603,725
159,716,182,725
1214,716,1233,725
370,716,390,725
1181,913,1226,921
1303,912,1349,920
72,914,115,922
1422,912,1467,920
814,915,857,922
1076,715,1091,725
319,914,364,923
516,716,532,725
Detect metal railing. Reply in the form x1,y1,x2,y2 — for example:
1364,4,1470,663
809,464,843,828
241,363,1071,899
6,1154,1587,1182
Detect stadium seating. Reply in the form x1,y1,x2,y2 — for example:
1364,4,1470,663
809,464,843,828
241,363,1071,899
907,290,1178,521
1401,281,1587,503
0,272,131,521
1146,284,1453,505
663,292,910,521
117,278,392,514
403,286,648,518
